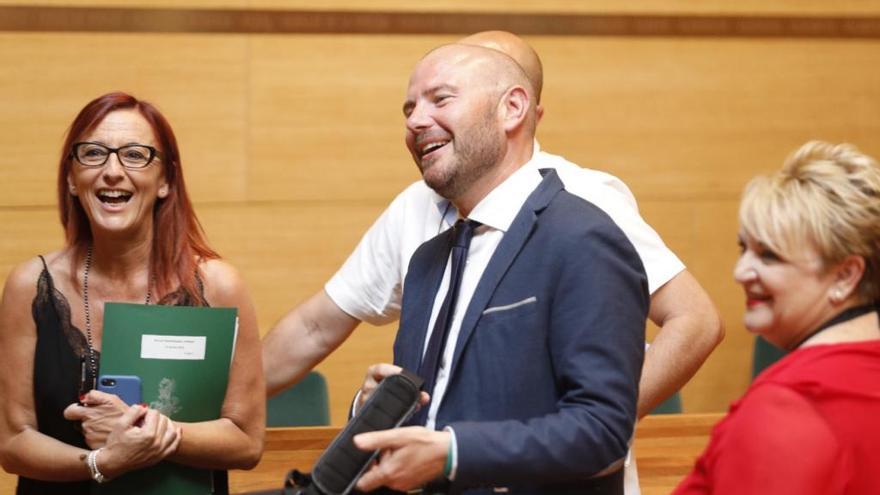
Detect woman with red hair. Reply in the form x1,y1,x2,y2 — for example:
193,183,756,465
0,92,264,494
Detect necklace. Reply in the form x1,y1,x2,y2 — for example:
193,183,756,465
82,245,153,391
790,303,877,350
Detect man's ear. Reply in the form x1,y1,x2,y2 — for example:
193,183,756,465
501,85,529,133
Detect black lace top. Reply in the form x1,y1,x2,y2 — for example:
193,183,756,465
17,257,224,494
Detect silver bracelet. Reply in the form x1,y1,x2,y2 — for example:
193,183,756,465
86,448,108,484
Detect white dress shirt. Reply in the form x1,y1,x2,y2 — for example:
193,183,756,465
423,162,543,430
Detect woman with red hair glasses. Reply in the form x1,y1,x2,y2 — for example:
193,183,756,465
0,92,264,494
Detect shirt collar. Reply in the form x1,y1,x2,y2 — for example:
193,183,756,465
468,160,542,232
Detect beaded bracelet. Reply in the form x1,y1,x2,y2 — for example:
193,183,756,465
86,448,108,484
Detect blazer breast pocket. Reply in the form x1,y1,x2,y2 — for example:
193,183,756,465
475,295,543,376
481,296,537,316
478,296,540,337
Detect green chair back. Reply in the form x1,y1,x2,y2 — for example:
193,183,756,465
751,336,786,380
650,391,683,415
266,371,330,427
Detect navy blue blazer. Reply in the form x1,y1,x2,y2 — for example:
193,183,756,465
393,170,649,494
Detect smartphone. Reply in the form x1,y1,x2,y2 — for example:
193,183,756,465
97,375,142,405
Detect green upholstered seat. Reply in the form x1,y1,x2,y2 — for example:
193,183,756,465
650,391,683,415
751,336,786,380
266,371,330,427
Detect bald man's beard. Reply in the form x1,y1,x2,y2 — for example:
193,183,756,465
419,109,505,202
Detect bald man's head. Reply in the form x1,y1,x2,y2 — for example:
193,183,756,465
403,44,536,203
459,31,543,104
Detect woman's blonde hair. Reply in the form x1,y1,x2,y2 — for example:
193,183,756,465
740,140,880,302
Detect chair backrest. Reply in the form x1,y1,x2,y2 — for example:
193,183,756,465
751,336,786,380
266,371,330,427
650,391,683,415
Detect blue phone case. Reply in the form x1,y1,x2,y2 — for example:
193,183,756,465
97,375,142,405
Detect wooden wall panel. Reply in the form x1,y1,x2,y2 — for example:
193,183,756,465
0,471,12,493
247,35,436,202
249,36,880,204
536,37,880,201
0,209,63,268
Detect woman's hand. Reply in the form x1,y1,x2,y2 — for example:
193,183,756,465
63,389,130,449
98,404,182,479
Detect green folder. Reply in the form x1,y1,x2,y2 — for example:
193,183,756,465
94,302,238,495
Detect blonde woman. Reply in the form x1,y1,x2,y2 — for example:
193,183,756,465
674,141,880,494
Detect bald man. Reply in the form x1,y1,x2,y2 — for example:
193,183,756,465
351,43,646,494
262,31,721,423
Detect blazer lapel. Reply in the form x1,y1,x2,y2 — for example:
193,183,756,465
394,231,454,372
447,169,564,380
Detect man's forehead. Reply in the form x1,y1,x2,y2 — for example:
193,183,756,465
407,47,482,93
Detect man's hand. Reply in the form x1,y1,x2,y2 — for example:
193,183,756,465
63,389,130,449
357,363,429,412
354,427,450,492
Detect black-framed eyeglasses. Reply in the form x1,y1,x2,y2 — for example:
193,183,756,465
70,141,159,169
